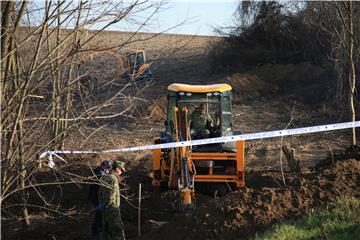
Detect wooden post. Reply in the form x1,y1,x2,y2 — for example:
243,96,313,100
37,160,43,169
282,144,300,172
138,183,141,238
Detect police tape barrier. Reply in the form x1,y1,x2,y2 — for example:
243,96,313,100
40,121,360,168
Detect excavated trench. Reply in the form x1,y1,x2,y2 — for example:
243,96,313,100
142,148,360,239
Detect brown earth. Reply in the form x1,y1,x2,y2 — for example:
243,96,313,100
144,150,360,240
3,149,359,240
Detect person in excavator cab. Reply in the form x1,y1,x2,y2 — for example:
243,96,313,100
189,103,214,139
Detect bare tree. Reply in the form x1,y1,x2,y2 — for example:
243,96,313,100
0,0,171,226
340,0,357,145
290,2,359,147
327,1,358,145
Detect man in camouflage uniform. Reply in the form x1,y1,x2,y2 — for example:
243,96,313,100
189,103,214,139
97,160,126,240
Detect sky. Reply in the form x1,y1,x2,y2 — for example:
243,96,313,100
28,0,239,36
113,1,239,36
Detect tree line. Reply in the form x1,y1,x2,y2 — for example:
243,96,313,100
211,0,359,145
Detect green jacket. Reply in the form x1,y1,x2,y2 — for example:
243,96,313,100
190,110,213,130
98,173,120,209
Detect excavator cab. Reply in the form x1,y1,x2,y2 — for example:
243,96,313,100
164,84,237,152
152,83,245,210
126,50,152,81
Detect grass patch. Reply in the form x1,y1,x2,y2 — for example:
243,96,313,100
255,197,360,240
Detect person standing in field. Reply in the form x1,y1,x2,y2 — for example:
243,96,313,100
89,160,112,237
97,160,126,240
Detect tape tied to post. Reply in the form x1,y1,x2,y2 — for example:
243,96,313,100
40,121,360,168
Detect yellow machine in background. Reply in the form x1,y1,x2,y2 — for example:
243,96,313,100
125,50,152,81
81,46,152,83
152,83,245,209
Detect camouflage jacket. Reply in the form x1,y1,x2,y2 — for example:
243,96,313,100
98,173,120,209
190,111,213,130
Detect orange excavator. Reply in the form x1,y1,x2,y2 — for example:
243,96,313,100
81,46,152,82
151,83,245,210
125,50,152,81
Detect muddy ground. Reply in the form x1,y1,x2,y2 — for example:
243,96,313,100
2,32,360,239
3,148,359,240
144,150,360,240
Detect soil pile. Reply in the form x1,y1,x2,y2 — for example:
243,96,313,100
145,156,360,240
226,73,278,100
247,63,332,104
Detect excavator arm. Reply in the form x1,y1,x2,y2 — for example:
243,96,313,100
176,106,195,209
151,106,195,210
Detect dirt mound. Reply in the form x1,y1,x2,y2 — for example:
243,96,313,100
316,145,360,167
145,158,360,239
226,73,278,100
247,63,332,104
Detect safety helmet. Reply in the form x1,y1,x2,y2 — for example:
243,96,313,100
101,160,112,169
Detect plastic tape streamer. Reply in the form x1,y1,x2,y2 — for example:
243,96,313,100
40,121,360,168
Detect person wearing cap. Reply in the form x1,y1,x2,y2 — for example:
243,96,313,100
97,160,126,240
89,160,112,237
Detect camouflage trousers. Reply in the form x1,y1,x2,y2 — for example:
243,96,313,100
190,128,210,139
101,207,125,240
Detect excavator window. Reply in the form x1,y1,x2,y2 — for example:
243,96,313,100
177,94,221,139
189,103,221,138
165,91,233,143
136,53,144,64
220,95,232,136
129,52,144,67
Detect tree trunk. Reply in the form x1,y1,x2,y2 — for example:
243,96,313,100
18,121,30,227
335,29,345,107
51,0,62,146
348,0,356,146
0,0,13,194
1,1,13,73
60,0,83,149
